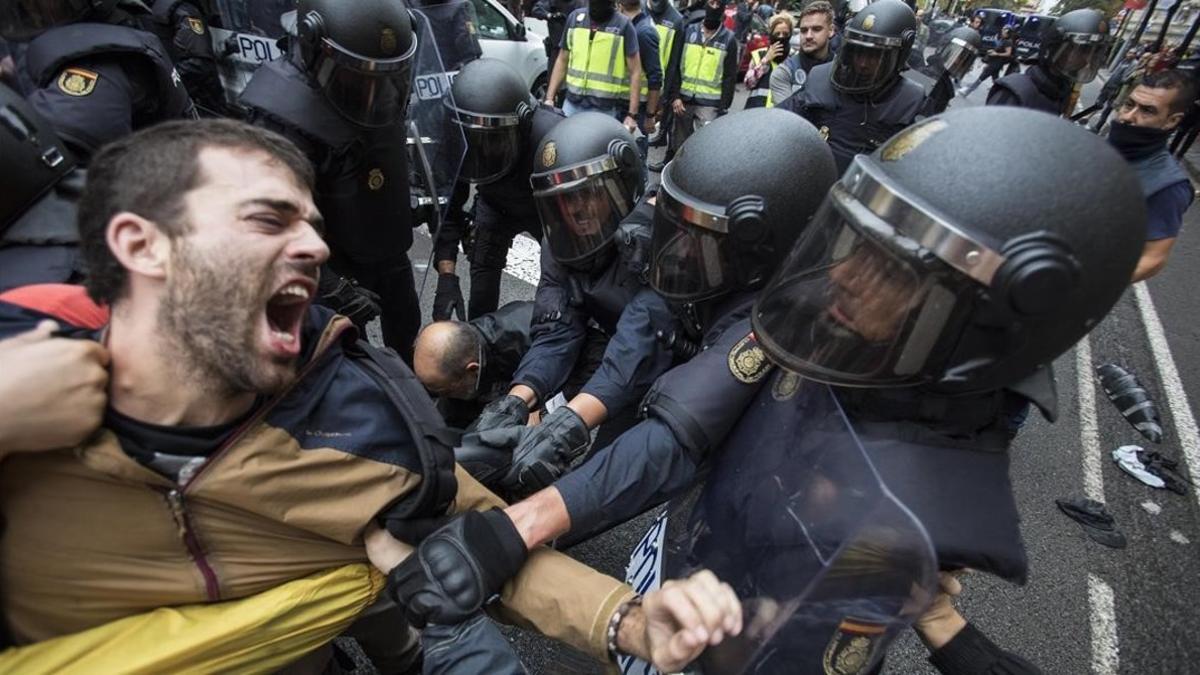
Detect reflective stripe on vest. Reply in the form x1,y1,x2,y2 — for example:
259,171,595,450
680,28,730,105
565,19,629,101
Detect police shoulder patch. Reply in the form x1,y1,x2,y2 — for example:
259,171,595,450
57,67,98,97
186,16,205,35
728,333,770,384
822,617,887,675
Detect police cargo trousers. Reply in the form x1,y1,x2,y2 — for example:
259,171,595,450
671,103,718,153
468,198,542,320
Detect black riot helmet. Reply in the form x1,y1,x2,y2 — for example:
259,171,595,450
1039,8,1110,84
935,25,982,79
447,58,536,185
651,108,837,303
832,0,917,95
0,0,117,39
295,0,417,127
752,106,1145,392
0,82,74,231
530,112,643,270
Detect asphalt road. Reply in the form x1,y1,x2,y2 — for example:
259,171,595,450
393,67,1200,675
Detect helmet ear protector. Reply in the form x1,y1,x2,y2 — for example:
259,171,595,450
726,194,772,290
990,232,1079,316
296,9,326,71
608,137,645,203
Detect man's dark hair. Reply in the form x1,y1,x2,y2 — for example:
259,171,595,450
1140,68,1199,115
799,0,834,24
618,0,640,9
439,322,482,378
77,118,315,304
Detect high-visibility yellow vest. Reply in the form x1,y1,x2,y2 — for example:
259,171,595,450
746,47,772,108
679,24,733,106
655,22,676,74
565,10,631,103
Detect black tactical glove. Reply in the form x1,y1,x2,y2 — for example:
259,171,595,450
454,430,517,490
387,509,528,628
470,394,529,434
432,272,465,321
502,406,591,497
317,273,382,328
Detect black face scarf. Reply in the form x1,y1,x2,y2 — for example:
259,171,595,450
704,5,723,29
770,34,790,63
1107,121,1172,161
590,0,614,23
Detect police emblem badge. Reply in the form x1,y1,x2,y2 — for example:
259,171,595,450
862,14,876,30
367,168,386,191
466,20,477,34
818,125,831,142
880,119,947,162
822,618,886,675
542,141,557,167
187,17,205,35
772,369,801,401
728,333,770,384
57,68,98,97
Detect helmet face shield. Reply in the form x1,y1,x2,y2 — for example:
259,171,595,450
445,100,527,184
937,37,978,79
832,32,903,94
649,167,732,301
1045,32,1109,83
313,37,415,127
532,158,633,267
752,158,1005,387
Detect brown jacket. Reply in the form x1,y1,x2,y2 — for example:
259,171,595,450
0,306,632,660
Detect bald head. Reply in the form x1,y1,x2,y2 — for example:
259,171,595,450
414,321,483,400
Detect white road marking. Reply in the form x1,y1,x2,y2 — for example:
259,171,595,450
1170,530,1191,545
1141,500,1162,515
1077,337,1106,503
1132,282,1200,510
1088,574,1120,675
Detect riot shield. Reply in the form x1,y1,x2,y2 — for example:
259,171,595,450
208,0,295,104
407,6,468,290
621,379,938,675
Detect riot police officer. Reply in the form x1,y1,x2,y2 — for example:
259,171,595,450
987,8,1110,114
0,0,195,291
0,81,81,292
0,0,195,158
777,0,926,173
145,0,226,115
432,58,564,320
239,0,422,360
920,25,981,116
385,106,1146,674
465,111,677,498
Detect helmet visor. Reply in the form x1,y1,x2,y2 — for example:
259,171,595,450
313,37,415,127
532,169,630,267
0,0,89,39
832,36,902,94
937,37,978,79
752,183,972,387
648,167,731,301
1046,32,1109,83
446,101,525,184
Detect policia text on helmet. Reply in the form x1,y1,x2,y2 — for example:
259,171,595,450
751,106,1146,393
294,0,417,127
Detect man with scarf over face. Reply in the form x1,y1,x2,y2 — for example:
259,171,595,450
1109,69,1197,282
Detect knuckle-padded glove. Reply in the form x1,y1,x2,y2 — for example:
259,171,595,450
504,406,591,496
471,394,530,434
432,273,465,321
387,509,528,628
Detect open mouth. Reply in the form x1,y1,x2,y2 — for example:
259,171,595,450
263,279,314,359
